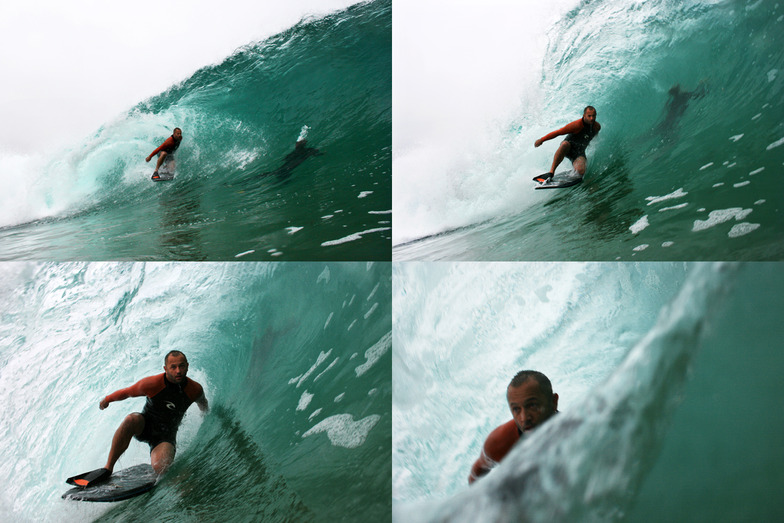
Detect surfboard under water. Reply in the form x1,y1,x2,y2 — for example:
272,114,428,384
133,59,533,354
62,464,157,502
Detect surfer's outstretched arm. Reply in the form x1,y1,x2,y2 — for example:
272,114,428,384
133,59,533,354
99,375,159,410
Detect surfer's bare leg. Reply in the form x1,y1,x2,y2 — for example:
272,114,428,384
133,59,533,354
150,442,176,475
573,156,587,176
104,413,145,473
154,151,168,173
549,141,570,174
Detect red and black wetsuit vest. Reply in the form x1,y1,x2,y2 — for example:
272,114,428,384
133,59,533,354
566,119,598,148
141,374,198,432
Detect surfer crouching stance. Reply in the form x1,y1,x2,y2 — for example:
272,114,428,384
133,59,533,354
534,106,601,179
90,351,208,484
468,370,558,484
146,127,183,180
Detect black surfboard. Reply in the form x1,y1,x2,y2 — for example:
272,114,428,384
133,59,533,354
62,464,157,502
533,169,583,189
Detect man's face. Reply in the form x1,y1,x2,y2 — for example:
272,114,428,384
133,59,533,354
173,129,183,140
507,379,558,435
164,354,188,383
583,109,597,124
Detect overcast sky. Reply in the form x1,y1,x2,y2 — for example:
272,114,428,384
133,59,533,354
0,0,360,154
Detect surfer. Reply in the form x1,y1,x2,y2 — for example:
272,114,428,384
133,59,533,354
91,350,208,483
534,106,600,179
468,370,558,484
146,128,183,180
262,138,322,177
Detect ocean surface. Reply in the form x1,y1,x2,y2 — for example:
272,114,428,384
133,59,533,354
0,262,391,522
0,0,391,261
394,0,784,260
393,262,784,521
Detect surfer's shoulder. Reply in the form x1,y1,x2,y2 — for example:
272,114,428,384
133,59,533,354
484,420,520,461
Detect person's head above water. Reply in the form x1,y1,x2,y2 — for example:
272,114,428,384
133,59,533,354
582,106,597,125
172,128,182,141
507,370,559,435
163,350,189,384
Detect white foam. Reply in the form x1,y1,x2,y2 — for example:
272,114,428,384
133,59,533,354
692,207,753,232
234,249,255,258
355,332,391,377
733,181,751,188
755,199,766,205
286,226,304,235
646,187,688,206
729,134,744,142
659,203,688,212
751,113,762,120
713,183,724,187
769,69,779,82
358,191,374,198
297,390,314,411
302,413,380,448
766,136,784,150
749,167,765,175
629,215,649,234
728,222,760,238
308,408,322,421
699,162,714,170
321,227,391,247
662,241,674,247
633,244,649,252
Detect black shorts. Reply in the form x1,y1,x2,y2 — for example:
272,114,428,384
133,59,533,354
565,140,587,162
135,414,177,451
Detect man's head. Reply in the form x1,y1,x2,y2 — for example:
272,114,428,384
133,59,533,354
173,128,183,141
582,106,597,125
507,370,558,435
164,350,189,384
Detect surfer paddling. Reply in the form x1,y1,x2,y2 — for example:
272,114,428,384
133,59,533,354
534,106,600,181
80,351,208,486
468,370,558,484
146,127,182,180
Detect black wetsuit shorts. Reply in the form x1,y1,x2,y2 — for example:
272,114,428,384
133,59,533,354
135,415,177,451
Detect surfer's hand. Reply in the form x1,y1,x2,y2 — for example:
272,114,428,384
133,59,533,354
99,398,109,410
534,138,543,148
145,155,152,162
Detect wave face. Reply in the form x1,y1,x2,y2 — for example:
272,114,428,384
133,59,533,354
0,262,391,522
0,0,391,261
393,0,783,260
393,262,784,521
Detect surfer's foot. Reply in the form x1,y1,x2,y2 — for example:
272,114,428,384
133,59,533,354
151,172,160,180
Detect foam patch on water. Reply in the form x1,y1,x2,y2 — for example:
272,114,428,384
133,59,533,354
633,244,649,252
297,390,314,411
733,181,750,188
692,208,753,232
767,136,784,150
629,215,649,234
302,413,380,448
646,188,688,206
749,167,764,175
699,162,714,171
290,350,332,388
662,241,674,247
659,203,688,212
728,222,760,238
729,134,744,142
321,227,391,247
355,331,391,377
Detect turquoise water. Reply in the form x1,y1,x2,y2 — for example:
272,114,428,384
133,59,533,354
394,0,783,260
0,0,391,261
0,262,391,522
393,262,784,521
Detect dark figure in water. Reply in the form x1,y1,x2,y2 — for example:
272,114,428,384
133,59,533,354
262,139,323,177
656,81,707,139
